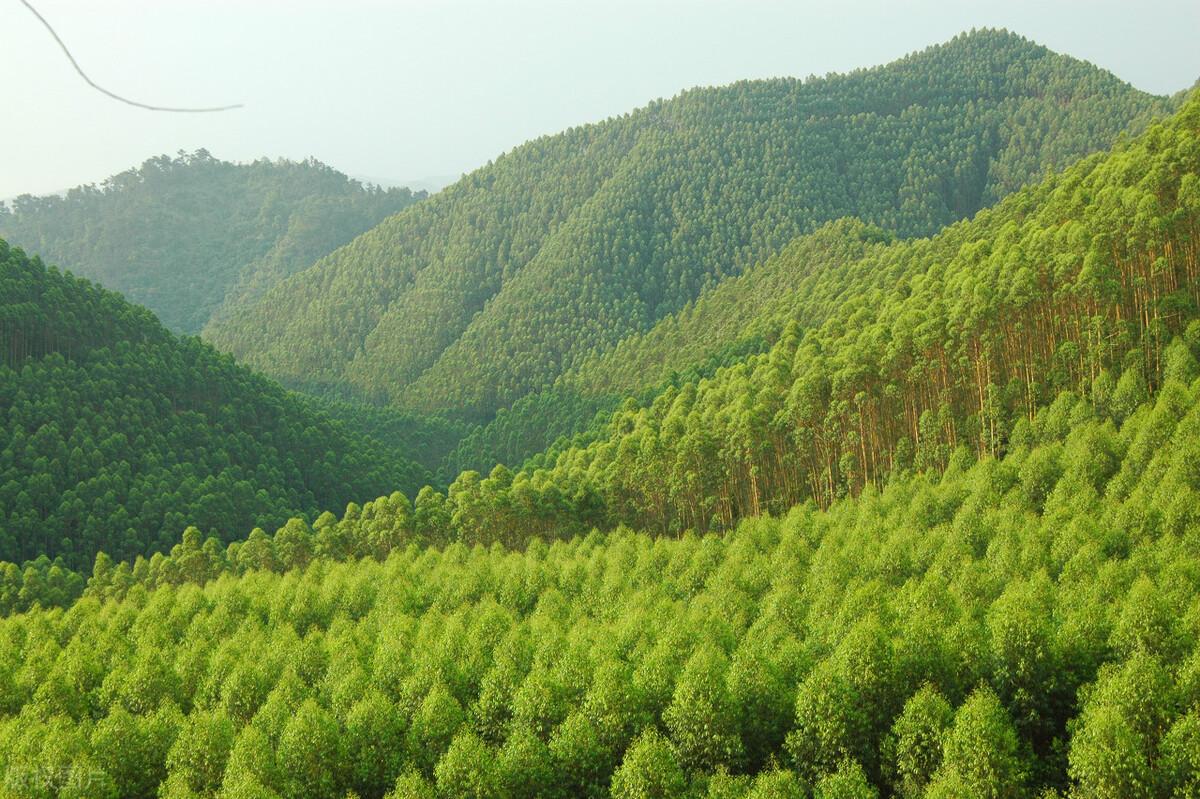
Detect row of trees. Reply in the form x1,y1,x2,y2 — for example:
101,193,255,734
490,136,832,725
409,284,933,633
4,377,1200,797
209,30,1173,423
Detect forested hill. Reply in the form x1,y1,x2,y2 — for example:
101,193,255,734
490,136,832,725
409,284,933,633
5,89,1200,793
207,29,1172,423
0,151,422,334
444,221,896,475
0,239,430,569
435,87,1200,543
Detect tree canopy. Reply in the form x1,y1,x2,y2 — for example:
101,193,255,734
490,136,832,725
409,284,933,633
3,368,1200,796
0,240,430,571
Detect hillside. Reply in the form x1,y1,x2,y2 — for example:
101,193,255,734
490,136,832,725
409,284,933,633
0,240,429,569
0,151,422,334
4,358,1200,797
444,221,895,475
559,219,895,400
426,86,1200,543
207,29,1173,424
1,52,1199,799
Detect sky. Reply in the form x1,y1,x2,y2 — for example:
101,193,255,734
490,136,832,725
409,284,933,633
2,0,1198,199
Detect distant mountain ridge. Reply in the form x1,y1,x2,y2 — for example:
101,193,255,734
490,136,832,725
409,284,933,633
205,29,1176,430
0,151,424,334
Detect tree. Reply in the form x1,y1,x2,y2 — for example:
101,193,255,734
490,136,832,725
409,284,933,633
549,710,612,799
926,688,1025,799
90,705,179,798
345,690,408,798
495,723,558,799
813,759,877,799
663,644,744,773
1067,654,1177,799
610,730,688,799
887,684,954,798
743,770,807,799
276,699,342,799
406,681,466,776
163,711,237,796
434,730,496,799
1160,711,1200,797
272,519,313,572
384,770,436,799
785,669,869,783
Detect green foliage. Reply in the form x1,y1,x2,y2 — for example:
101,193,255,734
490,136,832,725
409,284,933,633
813,759,878,799
663,644,744,773
315,398,468,481
927,687,1026,799
2,374,1200,795
209,30,1172,427
277,699,342,799
610,730,688,799
0,150,422,334
344,690,408,797
164,711,236,796
0,239,430,576
1067,653,1179,798
887,685,954,798
426,87,1200,543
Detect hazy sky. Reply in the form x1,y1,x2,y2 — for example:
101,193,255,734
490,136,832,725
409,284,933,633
3,0,1198,199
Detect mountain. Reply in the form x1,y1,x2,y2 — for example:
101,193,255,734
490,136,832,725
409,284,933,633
432,87,1200,542
0,239,430,569
1,39,1199,799
0,151,423,334
207,29,1173,425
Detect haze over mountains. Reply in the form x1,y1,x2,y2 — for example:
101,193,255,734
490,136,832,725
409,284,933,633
0,152,423,334
3,23,1200,799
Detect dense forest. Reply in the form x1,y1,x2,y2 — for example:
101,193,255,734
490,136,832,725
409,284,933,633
2,27,1200,799
207,30,1174,425
0,151,422,334
4,345,1200,797
444,222,894,476
425,90,1200,543
0,241,430,570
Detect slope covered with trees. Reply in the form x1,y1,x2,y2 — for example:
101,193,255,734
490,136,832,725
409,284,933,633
559,220,896,401
428,88,1200,541
207,30,1174,423
0,151,422,334
0,240,430,569
0,87,1198,799
4,373,1200,797
443,221,894,475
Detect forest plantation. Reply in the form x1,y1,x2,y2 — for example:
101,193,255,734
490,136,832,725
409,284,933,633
2,26,1200,799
